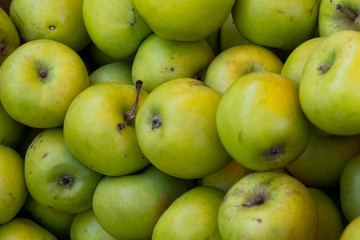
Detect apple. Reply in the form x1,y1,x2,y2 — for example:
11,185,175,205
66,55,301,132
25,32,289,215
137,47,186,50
339,215,360,240
89,61,133,85
9,0,90,52
152,186,226,240
299,30,360,135
216,72,312,171
318,0,360,37
24,127,103,214
135,78,232,179
232,0,320,51
0,144,28,224
83,0,152,59
63,81,149,176
92,165,188,240
204,44,283,94
135,0,235,41
218,171,318,239
0,101,25,148
132,33,215,92
0,6,20,65
0,39,89,129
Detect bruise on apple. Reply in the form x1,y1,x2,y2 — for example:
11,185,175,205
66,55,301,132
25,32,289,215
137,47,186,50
263,145,285,161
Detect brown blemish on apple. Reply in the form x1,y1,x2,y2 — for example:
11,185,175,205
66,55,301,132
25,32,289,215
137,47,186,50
193,72,205,81
242,184,270,207
317,64,331,73
0,43,6,57
41,152,48,159
38,67,49,81
58,174,75,188
263,145,285,161
252,217,263,223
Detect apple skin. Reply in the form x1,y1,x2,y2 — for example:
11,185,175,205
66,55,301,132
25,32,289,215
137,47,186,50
0,101,25,148
232,0,320,51
89,61,133,85
339,215,360,240
0,39,89,129
205,44,283,94
9,0,90,52
0,145,28,224
216,72,312,171
132,33,215,92
152,186,225,240
135,0,235,41
24,128,103,214
135,78,232,179
0,6,20,64
319,0,360,37
92,165,188,240
218,172,318,240
83,0,152,59
299,30,360,135
63,82,149,176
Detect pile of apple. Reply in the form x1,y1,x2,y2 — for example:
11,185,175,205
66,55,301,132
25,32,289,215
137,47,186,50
1,0,360,239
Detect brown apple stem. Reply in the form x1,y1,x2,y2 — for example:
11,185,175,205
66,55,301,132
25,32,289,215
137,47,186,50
242,194,266,207
39,68,48,79
336,4,358,21
118,80,143,130
0,43,6,57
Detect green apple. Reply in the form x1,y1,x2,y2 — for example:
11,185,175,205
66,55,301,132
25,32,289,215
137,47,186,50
218,171,318,239
299,30,360,135
286,134,360,188
135,0,235,41
70,208,117,240
9,0,90,52
64,82,149,176
216,72,312,171
0,218,57,239
281,37,326,86
319,0,360,37
83,0,152,59
232,0,320,50
89,61,133,85
308,187,344,240
25,128,103,214
0,6,20,65
0,39,89,128
204,44,283,94
152,186,225,240
135,78,232,179
340,215,360,240
92,165,188,240
132,33,214,92
0,145,28,224
0,101,25,148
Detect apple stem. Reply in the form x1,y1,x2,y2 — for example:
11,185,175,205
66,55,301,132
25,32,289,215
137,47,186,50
336,4,358,21
39,68,48,80
0,43,6,57
118,80,143,130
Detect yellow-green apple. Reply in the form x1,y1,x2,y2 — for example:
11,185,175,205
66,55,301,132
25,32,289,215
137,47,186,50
24,128,103,214
0,102,25,148
63,82,149,176
135,78,232,179
299,30,360,135
135,0,234,41
308,187,344,240
219,171,318,239
339,215,360,240
83,0,152,58
9,0,90,52
89,62,133,85
70,208,117,240
152,186,225,240
92,165,188,240
204,44,283,94
318,0,360,37
287,134,360,187
0,218,57,239
232,0,320,50
0,6,20,65
216,72,312,171
0,145,28,224
0,39,89,128
132,33,214,92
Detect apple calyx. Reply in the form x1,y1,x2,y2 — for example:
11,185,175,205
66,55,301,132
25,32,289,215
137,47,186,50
38,67,49,80
317,64,331,73
118,80,143,130
0,43,6,57
150,113,162,130
263,145,285,161
336,4,358,21
58,174,75,188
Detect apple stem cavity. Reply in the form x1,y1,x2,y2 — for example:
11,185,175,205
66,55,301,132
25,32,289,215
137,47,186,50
39,68,49,81
317,64,331,73
242,193,268,207
263,145,284,161
118,80,143,130
336,4,358,21
58,174,75,188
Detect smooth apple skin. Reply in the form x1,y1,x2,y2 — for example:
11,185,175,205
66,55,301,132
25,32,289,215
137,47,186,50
340,215,360,240
218,172,318,240
135,0,235,41
152,186,225,240
205,44,283,94
9,0,90,52
89,61,133,85
0,145,28,224
216,72,312,171
63,82,149,176
0,101,25,148
300,30,360,135
135,78,232,179
0,7,20,64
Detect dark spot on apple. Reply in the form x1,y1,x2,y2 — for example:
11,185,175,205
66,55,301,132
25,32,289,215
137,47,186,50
33,146,36,150
58,174,75,188
252,218,263,223
54,196,58,200
150,113,162,130
193,72,205,81
170,67,175,71
0,43,6,57
41,152,48,159
29,171,32,175
38,67,49,81
130,8,136,26
242,182,270,207
317,64,331,73
171,57,174,59
49,25,56,30
124,154,127,157
8,192,15,201
263,145,285,161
